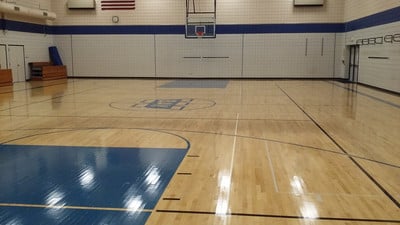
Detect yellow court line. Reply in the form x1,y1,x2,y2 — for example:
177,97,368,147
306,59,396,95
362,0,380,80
0,203,153,213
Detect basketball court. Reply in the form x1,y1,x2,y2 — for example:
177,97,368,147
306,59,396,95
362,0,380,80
0,0,400,224
0,79,399,224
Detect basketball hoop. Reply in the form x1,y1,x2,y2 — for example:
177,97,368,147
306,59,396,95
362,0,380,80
196,31,204,38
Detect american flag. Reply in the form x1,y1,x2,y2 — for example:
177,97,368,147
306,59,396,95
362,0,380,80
101,0,135,10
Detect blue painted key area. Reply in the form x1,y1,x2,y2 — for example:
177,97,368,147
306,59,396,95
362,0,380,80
0,207,151,225
0,144,187,225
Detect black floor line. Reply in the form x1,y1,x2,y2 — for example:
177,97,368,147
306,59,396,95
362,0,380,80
0,86,105,112
156,128,400,169
276,84,400,208
2,127,399,169
0,114,310,122
0,127,192,152
0,80,72,95
327,81,400,109
156,209,400,223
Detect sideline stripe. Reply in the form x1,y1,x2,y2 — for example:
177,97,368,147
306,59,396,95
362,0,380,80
0,203,153,212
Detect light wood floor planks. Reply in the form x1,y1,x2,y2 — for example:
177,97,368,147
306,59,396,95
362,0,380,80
0,79,399,224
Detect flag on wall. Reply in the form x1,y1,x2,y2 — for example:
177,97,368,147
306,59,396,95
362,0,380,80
101,0,135,10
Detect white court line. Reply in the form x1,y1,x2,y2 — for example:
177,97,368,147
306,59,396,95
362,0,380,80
265,142,280,193
215,113,239,216
226,113,240,207
231,113,240,172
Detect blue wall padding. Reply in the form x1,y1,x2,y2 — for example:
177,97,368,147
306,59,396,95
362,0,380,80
49,46,63,65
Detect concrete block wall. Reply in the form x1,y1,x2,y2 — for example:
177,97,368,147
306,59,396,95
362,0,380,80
1,0,399,92
51,0,344,25
344,1,400,92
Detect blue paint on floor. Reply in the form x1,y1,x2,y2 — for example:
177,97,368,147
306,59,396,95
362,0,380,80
0,144,187,225
137,99,194,110
0,207,150,225
145,99,185,109
159,79,229,88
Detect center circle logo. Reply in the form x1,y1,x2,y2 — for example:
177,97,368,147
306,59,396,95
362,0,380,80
110,98,216,111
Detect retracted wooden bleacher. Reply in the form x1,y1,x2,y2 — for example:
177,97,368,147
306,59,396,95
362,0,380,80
0,69,13,87
29,62,67,81
29,46,67,81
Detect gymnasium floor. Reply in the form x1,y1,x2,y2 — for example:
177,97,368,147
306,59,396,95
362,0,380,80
0,79,399,225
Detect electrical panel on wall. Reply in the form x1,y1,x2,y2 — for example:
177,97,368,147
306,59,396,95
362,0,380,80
67,0,96,9
294,0,324,6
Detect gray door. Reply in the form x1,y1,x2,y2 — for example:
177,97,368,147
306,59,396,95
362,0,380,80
8,45,26,82
348,45,360,82
0,44,7,70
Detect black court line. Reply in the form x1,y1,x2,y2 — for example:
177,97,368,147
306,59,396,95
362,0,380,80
328,81,400,109
157,128,399,169
0,80,72,95
156,128,400,169
0,128,192,153
3,127,399,169
276,84,400,208
0,114,311,122
0,86,106,112
162,198,181,201
163,129,400,169
156,209,400,223
176,172,192,175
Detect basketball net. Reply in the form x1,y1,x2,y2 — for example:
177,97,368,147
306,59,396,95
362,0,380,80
196,31,204,38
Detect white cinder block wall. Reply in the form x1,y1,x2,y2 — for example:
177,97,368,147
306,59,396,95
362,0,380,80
0,31,54,79
344,0,400,93
345,22,400,93
51,0,344,25
156,35,243,78
343,0,400,22
2,0,400,92
0,0,54,79
244,33,336,78
52,0,344,78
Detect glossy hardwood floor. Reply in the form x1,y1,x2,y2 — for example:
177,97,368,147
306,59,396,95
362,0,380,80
0,79,399,225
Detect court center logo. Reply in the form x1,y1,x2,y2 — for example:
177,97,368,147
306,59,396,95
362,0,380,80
110,98,216,111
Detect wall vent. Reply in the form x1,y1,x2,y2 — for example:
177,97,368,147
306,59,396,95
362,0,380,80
67,0,96,9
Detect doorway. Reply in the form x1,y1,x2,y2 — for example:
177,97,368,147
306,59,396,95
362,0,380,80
0,44,7,70
8,45,26,82
347,45,360,83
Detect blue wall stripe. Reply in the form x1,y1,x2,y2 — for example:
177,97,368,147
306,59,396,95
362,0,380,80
0,18,5,31
49,23,343,35
49,25,184,35
217,23,344,34
0,6,399,35
345,6,400,32
0,19,48,34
